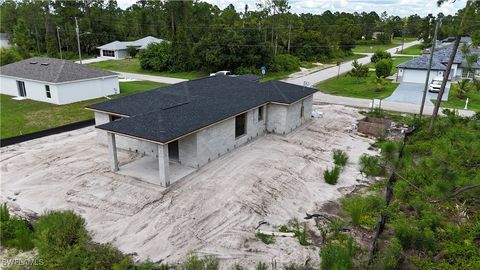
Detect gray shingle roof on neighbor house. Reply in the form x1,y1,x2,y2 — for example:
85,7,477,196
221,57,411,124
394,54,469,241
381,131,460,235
0,57,116,83
397,46,466,71
87,75,317,143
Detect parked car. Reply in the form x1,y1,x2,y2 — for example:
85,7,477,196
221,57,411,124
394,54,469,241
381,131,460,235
428,77,443,93
210,70,232,77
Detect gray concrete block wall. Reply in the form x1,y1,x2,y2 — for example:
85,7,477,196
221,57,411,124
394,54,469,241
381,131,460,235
94,111,158,156
266,104,287,134
178,133,199,168
285,95,313,134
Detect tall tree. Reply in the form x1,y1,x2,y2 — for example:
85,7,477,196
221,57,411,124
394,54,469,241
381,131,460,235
12,19,35,57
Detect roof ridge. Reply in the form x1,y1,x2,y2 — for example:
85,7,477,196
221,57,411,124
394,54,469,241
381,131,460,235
53,59,67,83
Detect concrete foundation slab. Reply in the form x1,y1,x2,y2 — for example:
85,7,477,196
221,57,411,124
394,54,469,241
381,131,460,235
118,156,196,186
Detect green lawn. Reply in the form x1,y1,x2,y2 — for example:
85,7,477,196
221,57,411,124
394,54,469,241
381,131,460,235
315,71,398,99
399,44,423,55
353,37,418,53
0,81,167,139
88,58,207,80
432,83,480,112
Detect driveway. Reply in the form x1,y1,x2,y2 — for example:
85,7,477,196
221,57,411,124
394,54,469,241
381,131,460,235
384,82,450,106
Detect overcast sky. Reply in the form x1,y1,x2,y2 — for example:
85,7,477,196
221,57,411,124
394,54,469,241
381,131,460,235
116,0,466,17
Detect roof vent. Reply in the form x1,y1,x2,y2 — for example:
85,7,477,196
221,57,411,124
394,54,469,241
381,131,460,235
29,61,38,64
40,63,50,66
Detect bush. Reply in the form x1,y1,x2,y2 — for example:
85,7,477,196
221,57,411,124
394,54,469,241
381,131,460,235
0,47,22,66
347,60,369,78
324,166,341,185
333,150,349,167
371,50,392,63
256,232,275,244
0,203,34,251
375,59,393,78
256,262,268,270
359,154,385,177
320,238,355,270
270,54,300,72
139,42,172,72
179,254,219,270
393,219,436,251
342,195,385,228
376,33,391,45
378,237,402,270
127,46,138,58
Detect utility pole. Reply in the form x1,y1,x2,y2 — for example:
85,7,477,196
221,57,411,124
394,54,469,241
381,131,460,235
75,17,82,64
287,24,292,54
56,26,62,59
419,17,441,119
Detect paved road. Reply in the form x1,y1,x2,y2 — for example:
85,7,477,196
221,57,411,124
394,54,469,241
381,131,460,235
286,40,421,86
116,72,188,84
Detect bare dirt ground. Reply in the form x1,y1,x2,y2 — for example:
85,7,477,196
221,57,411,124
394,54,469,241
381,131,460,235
0,105,375,268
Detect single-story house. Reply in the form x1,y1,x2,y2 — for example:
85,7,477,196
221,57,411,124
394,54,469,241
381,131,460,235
0,33,11,48
397,45,480,83
97,36,163,59
0,57,119,105
86,76,316,187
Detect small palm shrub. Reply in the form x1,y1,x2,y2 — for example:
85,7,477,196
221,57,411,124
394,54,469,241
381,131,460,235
324,166,341,185
256,232,275,244
333,150,349,167
359,154,385,177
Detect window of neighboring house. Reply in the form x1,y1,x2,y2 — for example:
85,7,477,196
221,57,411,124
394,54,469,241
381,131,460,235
16,81,26,97
258,106,263,121
103,50,115,57
235,113,247,138
110,115,122,121
45,85,51,98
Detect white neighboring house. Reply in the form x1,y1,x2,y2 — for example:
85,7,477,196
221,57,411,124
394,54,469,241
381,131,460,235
0,57,119,105
397,44,480,84
97,36,163,60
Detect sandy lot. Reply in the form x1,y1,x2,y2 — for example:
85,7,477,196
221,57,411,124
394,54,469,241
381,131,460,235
0,105,374,268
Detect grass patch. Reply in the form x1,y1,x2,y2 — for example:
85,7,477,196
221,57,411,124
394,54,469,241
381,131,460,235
324,166,341,185
341,195,385,229
432,83,480,112
0,81,167,139
88,58,207,80
353,37,417,53
399,44,423,55
333,149,349,167
255,232,275,245
315,71,398,99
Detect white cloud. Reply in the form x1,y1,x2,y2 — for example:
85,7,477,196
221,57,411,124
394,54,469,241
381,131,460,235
116,0,467,17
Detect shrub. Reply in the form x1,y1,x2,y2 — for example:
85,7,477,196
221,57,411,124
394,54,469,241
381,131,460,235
270,54,300,72
287,219,310,246
393,219,436,251
256,262,268,270
179,254,219,270
140,42,172,72
376,33,391,45
371,50,392,63
324,166,341,185
0,203,34,251
347,60,369,78
127,46,138,58
359,154,385,177
455,79,472,99
375,59,393,78
320,238,355,270
0,47,22,66
256,232,275,244
333,150,349,167
342,195,385,228
378,237,402,270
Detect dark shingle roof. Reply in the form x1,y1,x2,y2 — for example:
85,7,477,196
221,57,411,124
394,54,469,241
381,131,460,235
236,74,261,82
0,57,116,83
88,76,316,143
397,46,465,70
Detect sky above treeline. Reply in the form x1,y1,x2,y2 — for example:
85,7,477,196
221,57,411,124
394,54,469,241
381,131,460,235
116,0,466,17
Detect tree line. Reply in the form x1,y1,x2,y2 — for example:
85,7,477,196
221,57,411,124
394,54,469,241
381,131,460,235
1,0,436,72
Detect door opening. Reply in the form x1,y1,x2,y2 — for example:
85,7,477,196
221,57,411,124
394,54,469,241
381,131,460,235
168,140,179,162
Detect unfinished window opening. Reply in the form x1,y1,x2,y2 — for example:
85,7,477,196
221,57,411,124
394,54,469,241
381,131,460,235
109,115,122,121
235,113,246,138
300,102,305,119
45,85,51,98
17,81,26,97
168,140,179,161
258,106,263,121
